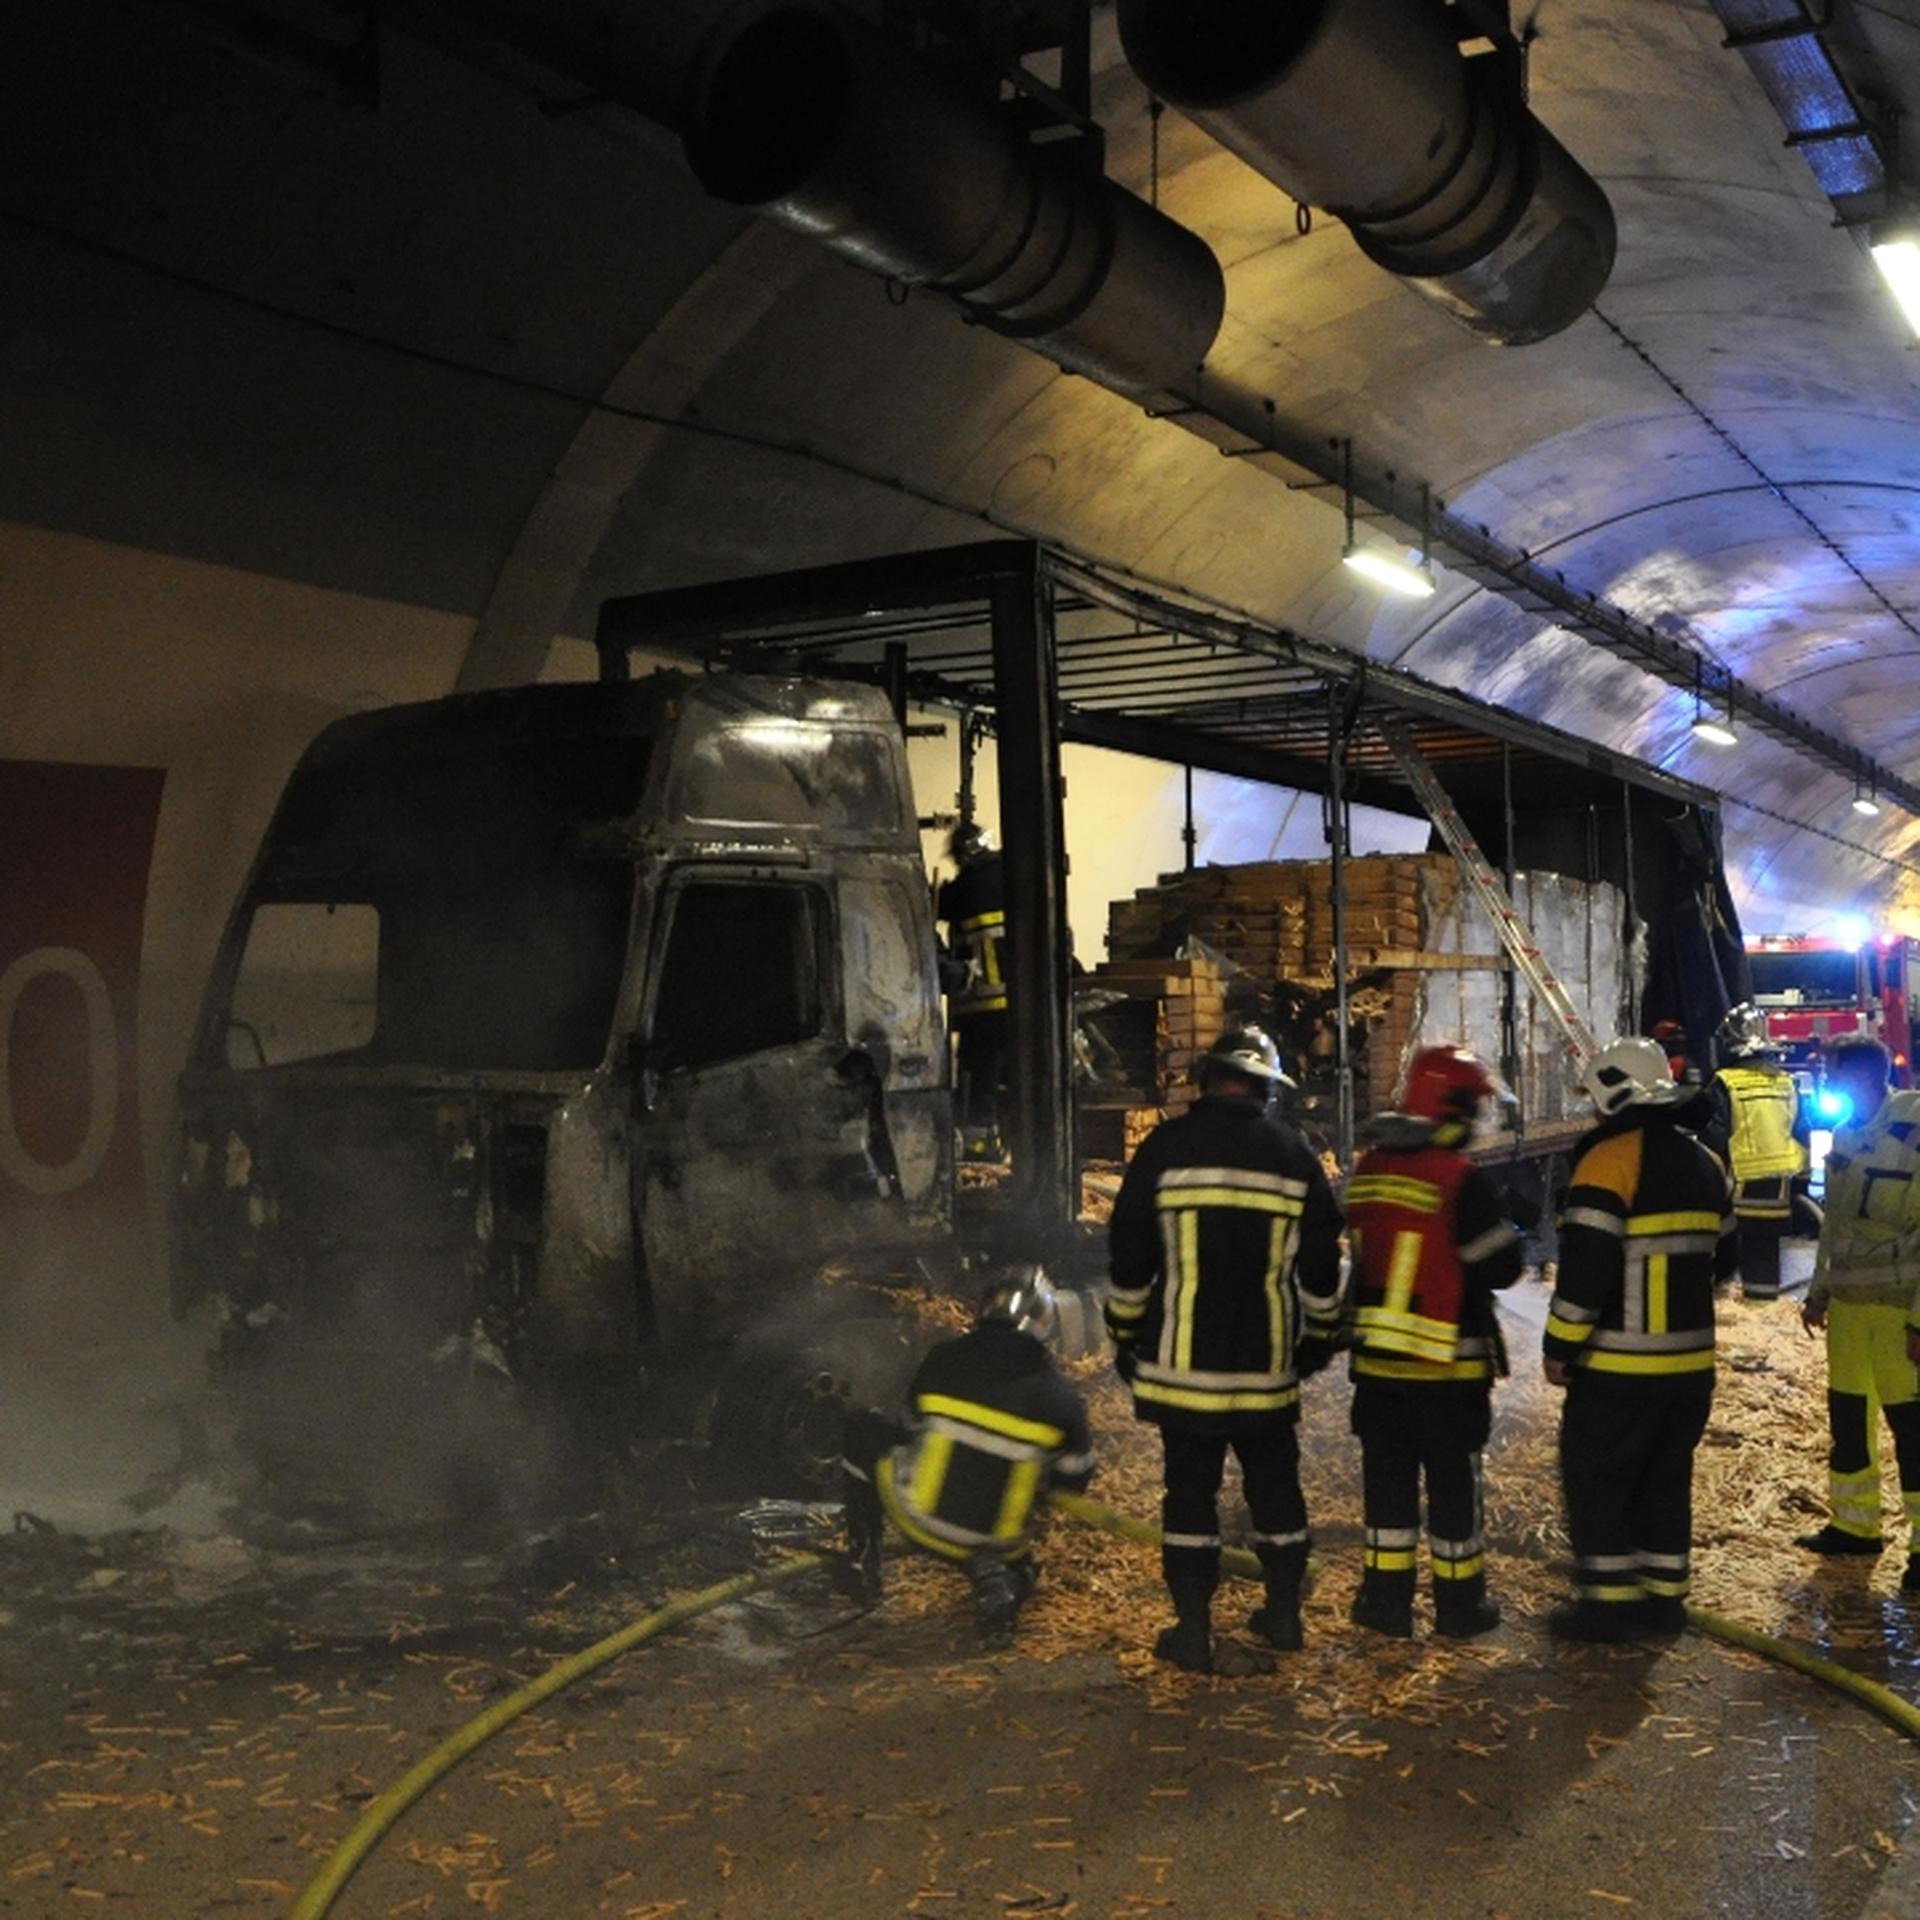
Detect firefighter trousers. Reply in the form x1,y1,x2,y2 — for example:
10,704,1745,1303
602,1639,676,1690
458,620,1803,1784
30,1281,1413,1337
839,1408,1034,1628
1158,1425,1307,1620
954,1013,1007,1135
1733,1216,1783,1299
1560,1381,1710,1618
1350,1382,1491,1619
1823,1299,1920,1546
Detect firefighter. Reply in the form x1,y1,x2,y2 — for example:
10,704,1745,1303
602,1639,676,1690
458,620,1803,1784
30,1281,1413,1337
838,1267,1093,1648
1344,1047,1524,1640
937,821,1009,1162
1711,1002,1810,1300
1543,1035,1737,1640
1797,1034,1920,1585
1106,1027,1344,1673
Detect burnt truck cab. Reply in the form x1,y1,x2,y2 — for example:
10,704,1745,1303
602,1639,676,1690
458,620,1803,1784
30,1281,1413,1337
173,672,950,1493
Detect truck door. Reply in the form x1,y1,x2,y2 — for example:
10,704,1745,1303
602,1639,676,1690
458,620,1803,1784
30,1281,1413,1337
634,868,887,1339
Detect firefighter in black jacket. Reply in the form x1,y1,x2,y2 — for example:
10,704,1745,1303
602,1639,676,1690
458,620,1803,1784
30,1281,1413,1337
937,822,1010,1162
1106,1028,1345,1673
1543,1036,1738,1640
839,1268,1094,1648
1344,1047,1523,1641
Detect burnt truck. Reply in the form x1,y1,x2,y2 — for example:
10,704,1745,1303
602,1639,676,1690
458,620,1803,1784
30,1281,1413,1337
173,672,955,1500
173,541,1747,1500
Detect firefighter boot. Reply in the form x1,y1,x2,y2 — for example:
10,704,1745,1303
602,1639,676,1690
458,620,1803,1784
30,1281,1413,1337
1348,1574,1415,1640
969,1551,1023,1650
1796,1524,1884,1556
1248,1564,1304,1652
1547,1599,1640,1643
1436,1597,1505,1643
1434,1589,1502,1640
1153,1583,1215,1673
1634,1595,1688,1635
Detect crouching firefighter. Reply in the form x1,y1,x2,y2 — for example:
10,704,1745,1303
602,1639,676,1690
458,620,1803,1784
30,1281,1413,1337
1543,1036,1737,1640
1106,1027,1345,1673
838,1269,1094,1648
1344,1048,1523,1641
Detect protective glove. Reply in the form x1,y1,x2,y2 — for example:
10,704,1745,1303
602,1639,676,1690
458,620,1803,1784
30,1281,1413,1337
1112,1342,1139,1384
1293,1336,1335,1379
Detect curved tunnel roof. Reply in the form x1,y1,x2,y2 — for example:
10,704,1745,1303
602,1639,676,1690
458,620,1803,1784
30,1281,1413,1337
3,0,1918,931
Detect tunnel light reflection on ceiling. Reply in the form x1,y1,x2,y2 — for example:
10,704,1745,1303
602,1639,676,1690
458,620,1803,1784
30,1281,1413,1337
1342,544,1436,598
1871,221,1920,337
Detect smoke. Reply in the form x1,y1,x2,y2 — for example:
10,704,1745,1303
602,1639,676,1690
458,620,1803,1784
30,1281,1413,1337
0,1213,222,1538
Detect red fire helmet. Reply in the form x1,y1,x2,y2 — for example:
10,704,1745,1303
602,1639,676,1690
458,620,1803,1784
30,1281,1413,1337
1400,1046,1512,1125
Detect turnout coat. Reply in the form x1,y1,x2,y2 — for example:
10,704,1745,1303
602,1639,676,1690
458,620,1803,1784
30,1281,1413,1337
1107,1093,1344,1435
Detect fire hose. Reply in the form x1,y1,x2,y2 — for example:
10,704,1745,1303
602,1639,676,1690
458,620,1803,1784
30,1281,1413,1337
287,1492,1920,1918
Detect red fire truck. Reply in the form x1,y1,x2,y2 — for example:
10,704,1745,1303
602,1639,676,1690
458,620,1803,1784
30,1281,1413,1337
1746,933,1918,1086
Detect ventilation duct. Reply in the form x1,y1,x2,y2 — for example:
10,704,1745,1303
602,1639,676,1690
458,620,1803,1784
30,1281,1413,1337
678,3,1226,403
1116,0,1616,345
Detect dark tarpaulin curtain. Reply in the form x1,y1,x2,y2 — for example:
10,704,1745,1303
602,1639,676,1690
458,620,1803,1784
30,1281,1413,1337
1639,805,1750,1061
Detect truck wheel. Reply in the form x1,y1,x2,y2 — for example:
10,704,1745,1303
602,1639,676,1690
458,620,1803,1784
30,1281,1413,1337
715,1315,920,1493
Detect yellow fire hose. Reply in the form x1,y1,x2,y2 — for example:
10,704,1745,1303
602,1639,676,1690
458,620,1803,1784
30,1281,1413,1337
287,1493,1920,1918
286,1555,827,1920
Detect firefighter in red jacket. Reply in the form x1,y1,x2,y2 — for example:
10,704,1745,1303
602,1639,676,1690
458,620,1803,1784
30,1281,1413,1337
1106,1028,1344,1674
1344,1047,1523,1639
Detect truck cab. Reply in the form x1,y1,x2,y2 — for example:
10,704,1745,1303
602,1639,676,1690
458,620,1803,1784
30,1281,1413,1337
1747,932,1918,1088
173,672,950,1497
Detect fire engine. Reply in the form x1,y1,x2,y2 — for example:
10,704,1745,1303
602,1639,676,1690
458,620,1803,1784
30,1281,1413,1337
1746,933,1918,1087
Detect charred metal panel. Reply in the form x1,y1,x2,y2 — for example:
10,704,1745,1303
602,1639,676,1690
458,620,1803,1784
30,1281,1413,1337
174,668,950,1416
533,1075,641,1354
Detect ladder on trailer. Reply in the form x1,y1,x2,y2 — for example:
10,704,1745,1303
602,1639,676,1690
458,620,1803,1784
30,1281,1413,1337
1374,715,1599,1065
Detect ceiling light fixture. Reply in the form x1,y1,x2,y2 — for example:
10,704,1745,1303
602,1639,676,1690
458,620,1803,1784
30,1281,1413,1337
1853,773,1883,817
1870,215,1920,338
1342,546,1437,598
1690,660,1737,747
1340,441,1436,598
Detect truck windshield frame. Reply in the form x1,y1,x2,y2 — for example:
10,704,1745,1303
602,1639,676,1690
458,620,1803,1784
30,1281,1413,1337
646,873,831,1075
1750,947,1864,1007
212,737,648,1073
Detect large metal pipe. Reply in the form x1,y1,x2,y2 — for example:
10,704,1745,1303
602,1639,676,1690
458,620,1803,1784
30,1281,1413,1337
678,2,1225,402
1116,0,1615,345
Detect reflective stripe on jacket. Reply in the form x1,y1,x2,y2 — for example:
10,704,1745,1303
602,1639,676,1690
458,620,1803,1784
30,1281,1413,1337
1718,1064,1806,1195
1107,1094,1344,1432
938,855,1009,1017
1346,1141,1522,1383
877,1322,1093,1561
1544,1109,1736,1392
1812,1093,1920,1312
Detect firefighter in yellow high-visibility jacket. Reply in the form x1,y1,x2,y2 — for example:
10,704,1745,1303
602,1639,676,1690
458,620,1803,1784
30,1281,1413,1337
1711,1002,1809,1301
1798,1034,1920,1588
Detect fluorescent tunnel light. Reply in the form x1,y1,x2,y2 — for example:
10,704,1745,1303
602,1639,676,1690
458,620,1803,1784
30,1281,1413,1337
1871,224,1920,338
1342,545,1435,598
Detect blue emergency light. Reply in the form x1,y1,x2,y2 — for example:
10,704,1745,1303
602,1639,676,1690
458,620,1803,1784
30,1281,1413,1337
1814,1087,1852,1125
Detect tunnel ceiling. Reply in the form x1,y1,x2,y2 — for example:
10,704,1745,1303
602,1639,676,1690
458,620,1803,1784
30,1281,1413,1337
3,0,1919,932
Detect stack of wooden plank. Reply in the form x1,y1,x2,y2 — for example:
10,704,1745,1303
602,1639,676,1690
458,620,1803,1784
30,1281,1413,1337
1105,855,1463,1123
1108,854,1457,984
1075,954,1225,1163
